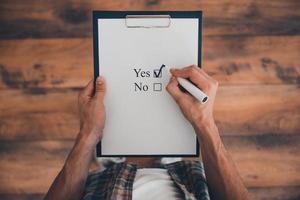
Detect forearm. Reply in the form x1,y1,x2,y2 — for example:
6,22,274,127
193,121,249,200
44,132,96,200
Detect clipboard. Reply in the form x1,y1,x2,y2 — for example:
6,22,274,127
93,11,202,157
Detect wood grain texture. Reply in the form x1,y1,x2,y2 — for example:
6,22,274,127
0,194,44,200
0,39,92,89
0,36,299,89
215,85,300,136
0,89,80,140
0,85,299,140
0,0,299,38
222,135,300,188
0,141,73,194
0,136,299,193
0,1,299,198
248,186,300,200
1,187,300,200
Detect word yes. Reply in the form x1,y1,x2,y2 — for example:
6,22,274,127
133,68,150,78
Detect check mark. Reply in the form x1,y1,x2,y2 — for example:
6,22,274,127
153,64,166,78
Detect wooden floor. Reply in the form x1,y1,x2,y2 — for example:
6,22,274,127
0,0,299,199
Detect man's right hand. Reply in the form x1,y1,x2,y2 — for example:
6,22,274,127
167,65,249,200
166,65,218,133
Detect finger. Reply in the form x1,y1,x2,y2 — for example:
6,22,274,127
166,76,193,103
187,66,219,90
95,76,106,99
81,79,94,98
170,65,209,90
197,67,217,83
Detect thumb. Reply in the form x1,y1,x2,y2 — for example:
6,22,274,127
166,76,194,104
95,76,106,99
166,76,185,102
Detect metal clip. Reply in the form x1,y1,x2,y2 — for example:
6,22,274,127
125,15,171,28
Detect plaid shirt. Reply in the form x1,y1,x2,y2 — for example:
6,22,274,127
82,160,210,200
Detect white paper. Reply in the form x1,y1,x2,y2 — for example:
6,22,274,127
98,18,199,155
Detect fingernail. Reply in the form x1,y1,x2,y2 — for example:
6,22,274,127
96,76,103,84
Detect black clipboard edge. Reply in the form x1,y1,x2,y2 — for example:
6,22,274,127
93,11,202,157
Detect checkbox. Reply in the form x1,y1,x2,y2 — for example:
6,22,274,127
153,69,162,78
153,83,162,91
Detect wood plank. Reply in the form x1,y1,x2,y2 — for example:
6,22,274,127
215,85,300,136
0,89,80,140
0,39,92,89
0,36,299,89
0,0,299,38
0,85,299,140
0,141,73,194
204,36,300,85
0,194,44,200
248,186,300,200
0,187,300,200
222,135,300,187
0,135,299,193
1,188,300,200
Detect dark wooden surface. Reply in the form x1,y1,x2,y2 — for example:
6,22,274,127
0,0,299,199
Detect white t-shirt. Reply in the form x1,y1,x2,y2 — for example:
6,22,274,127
132,168,183,200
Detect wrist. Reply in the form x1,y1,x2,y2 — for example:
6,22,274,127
192,117,215,131
64,131,99,171
192,118,218,140
76,130,102,149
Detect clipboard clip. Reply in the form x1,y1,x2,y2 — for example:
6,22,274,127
125,15,171,28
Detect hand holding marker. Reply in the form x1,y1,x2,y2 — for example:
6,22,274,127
165,65,209,103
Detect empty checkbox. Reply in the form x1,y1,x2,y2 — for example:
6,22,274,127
153,83,162,91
